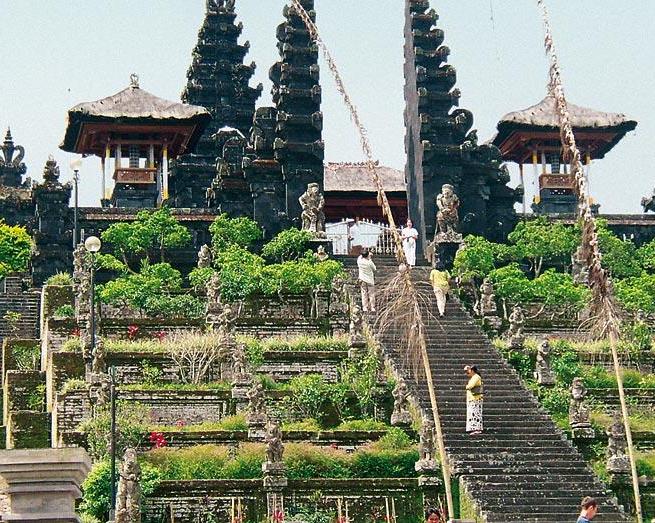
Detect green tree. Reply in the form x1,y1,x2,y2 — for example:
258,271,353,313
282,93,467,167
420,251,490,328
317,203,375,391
595,220,641,278
488,263,535,304
532,269,590,309
636,238,655,272
0,221,31,278
101,207,191,270
507,217,577,277
452,235,496,282
209,213,262,254
615,273,655,312
261,228,313,262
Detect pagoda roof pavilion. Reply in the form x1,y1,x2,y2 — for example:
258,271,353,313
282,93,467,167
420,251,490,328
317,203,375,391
61,78,211,158
492,95,637,163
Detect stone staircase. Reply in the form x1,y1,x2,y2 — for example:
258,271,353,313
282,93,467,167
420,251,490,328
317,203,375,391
0,274,40,342
352,258,628,522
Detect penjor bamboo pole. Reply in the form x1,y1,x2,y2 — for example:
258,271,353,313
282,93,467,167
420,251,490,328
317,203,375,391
289,1,455,518
537,1,642,520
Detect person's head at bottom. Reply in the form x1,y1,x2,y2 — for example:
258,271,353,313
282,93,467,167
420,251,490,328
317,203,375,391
425,508,441,522
579,496,598,520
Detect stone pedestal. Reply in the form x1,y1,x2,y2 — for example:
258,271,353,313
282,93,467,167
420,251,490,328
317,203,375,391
247,414,268,440
571,424,595,439
231,379,251,412
0,447,91,522
434,239,462,269
262,461,288,489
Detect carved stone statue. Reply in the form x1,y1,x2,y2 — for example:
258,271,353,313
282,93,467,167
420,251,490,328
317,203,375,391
435,184,461,242
571,245,589,285
641,188,655,213
314,244,329,262
91,337,106,374
247,380,267,422
206,271,221,304
606,412,630,475
80,319,94,366
330,274,350,316
231,342,249,382
88,373,110,411
299,182,326,237
569,377,595,438
476,278,497,317
115,448,141,523
507,305,526,349
534,339,555,386
391,378,412,427
416,418,438,474
265,419,284,464
197,244,212,269
74,244,92,321
348,304,366,350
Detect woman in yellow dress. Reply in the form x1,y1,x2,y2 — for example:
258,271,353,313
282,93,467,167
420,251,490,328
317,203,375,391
464,365,483,435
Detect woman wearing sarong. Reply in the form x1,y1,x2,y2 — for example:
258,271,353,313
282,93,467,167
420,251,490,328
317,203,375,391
464,365,483,435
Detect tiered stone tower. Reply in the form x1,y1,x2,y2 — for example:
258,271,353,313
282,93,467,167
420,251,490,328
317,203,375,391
171,0,262,208
270,0,325,226
245,107,287,239
404,0,520,248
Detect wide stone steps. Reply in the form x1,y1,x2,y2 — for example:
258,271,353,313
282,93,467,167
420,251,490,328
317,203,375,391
372,277,628,521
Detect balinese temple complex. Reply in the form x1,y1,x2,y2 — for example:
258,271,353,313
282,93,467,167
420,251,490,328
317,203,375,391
0,0,653,284
492,95,637,215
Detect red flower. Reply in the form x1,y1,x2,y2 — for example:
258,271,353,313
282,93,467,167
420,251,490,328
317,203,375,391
127,324,140,340
272,510,285,522
175,419,187,428
153,330,167,341
149,431,167,449
71,327,81,337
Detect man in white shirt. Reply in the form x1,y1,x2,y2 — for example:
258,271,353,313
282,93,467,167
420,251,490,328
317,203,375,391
357,249,377,312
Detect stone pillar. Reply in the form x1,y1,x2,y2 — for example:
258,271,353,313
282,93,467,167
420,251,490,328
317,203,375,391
0,447,91,522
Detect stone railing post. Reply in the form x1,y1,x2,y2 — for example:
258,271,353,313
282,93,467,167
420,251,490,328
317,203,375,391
0,447,91,522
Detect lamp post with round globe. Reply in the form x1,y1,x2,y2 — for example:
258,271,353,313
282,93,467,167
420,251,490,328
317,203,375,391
70,159,82,248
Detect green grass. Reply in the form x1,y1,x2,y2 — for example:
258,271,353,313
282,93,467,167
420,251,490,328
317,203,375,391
121,381,230,392
151,414,248,433
591,409,655,433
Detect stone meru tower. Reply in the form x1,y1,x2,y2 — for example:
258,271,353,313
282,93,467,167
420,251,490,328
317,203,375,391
170,0,262,208
404,0,520,249
270,0,325,226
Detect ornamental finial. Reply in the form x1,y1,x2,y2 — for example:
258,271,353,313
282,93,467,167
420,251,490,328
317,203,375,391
130,74,139,88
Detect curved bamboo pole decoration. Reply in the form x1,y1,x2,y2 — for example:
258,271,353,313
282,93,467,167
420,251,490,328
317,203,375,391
537,1,642,520
288,1,455,518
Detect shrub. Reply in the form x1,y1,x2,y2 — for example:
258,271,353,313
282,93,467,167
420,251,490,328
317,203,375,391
335,419,389,432
285,443,351,479
262,228,313,262
340,349,380,417
79,402,150,460
452,235,501,282
215,245,264,302
488,263,534,304
550,351,583,386
54,304,75,318
79,459,162,520
210,213,262,253
350,447,418,478
46,272,72,286
531,269,590,309
0,221,31,278
61,378,87,394
167,330,224,385
375,427,414,450
283,418,322,432
188,267,215,290
615,273,655,313
286,374,349,425
145,445,230,480
11,341,40,371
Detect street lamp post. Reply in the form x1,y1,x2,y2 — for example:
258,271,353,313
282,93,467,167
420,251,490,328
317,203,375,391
70,159,82,248
83,236,101,373
109,366,117,521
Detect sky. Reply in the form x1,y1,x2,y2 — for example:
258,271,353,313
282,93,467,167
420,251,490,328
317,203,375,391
1,1,653,212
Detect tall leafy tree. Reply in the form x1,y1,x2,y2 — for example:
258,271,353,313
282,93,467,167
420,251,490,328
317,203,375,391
507,217,577,277
0,221,32,278
101,208,191,271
